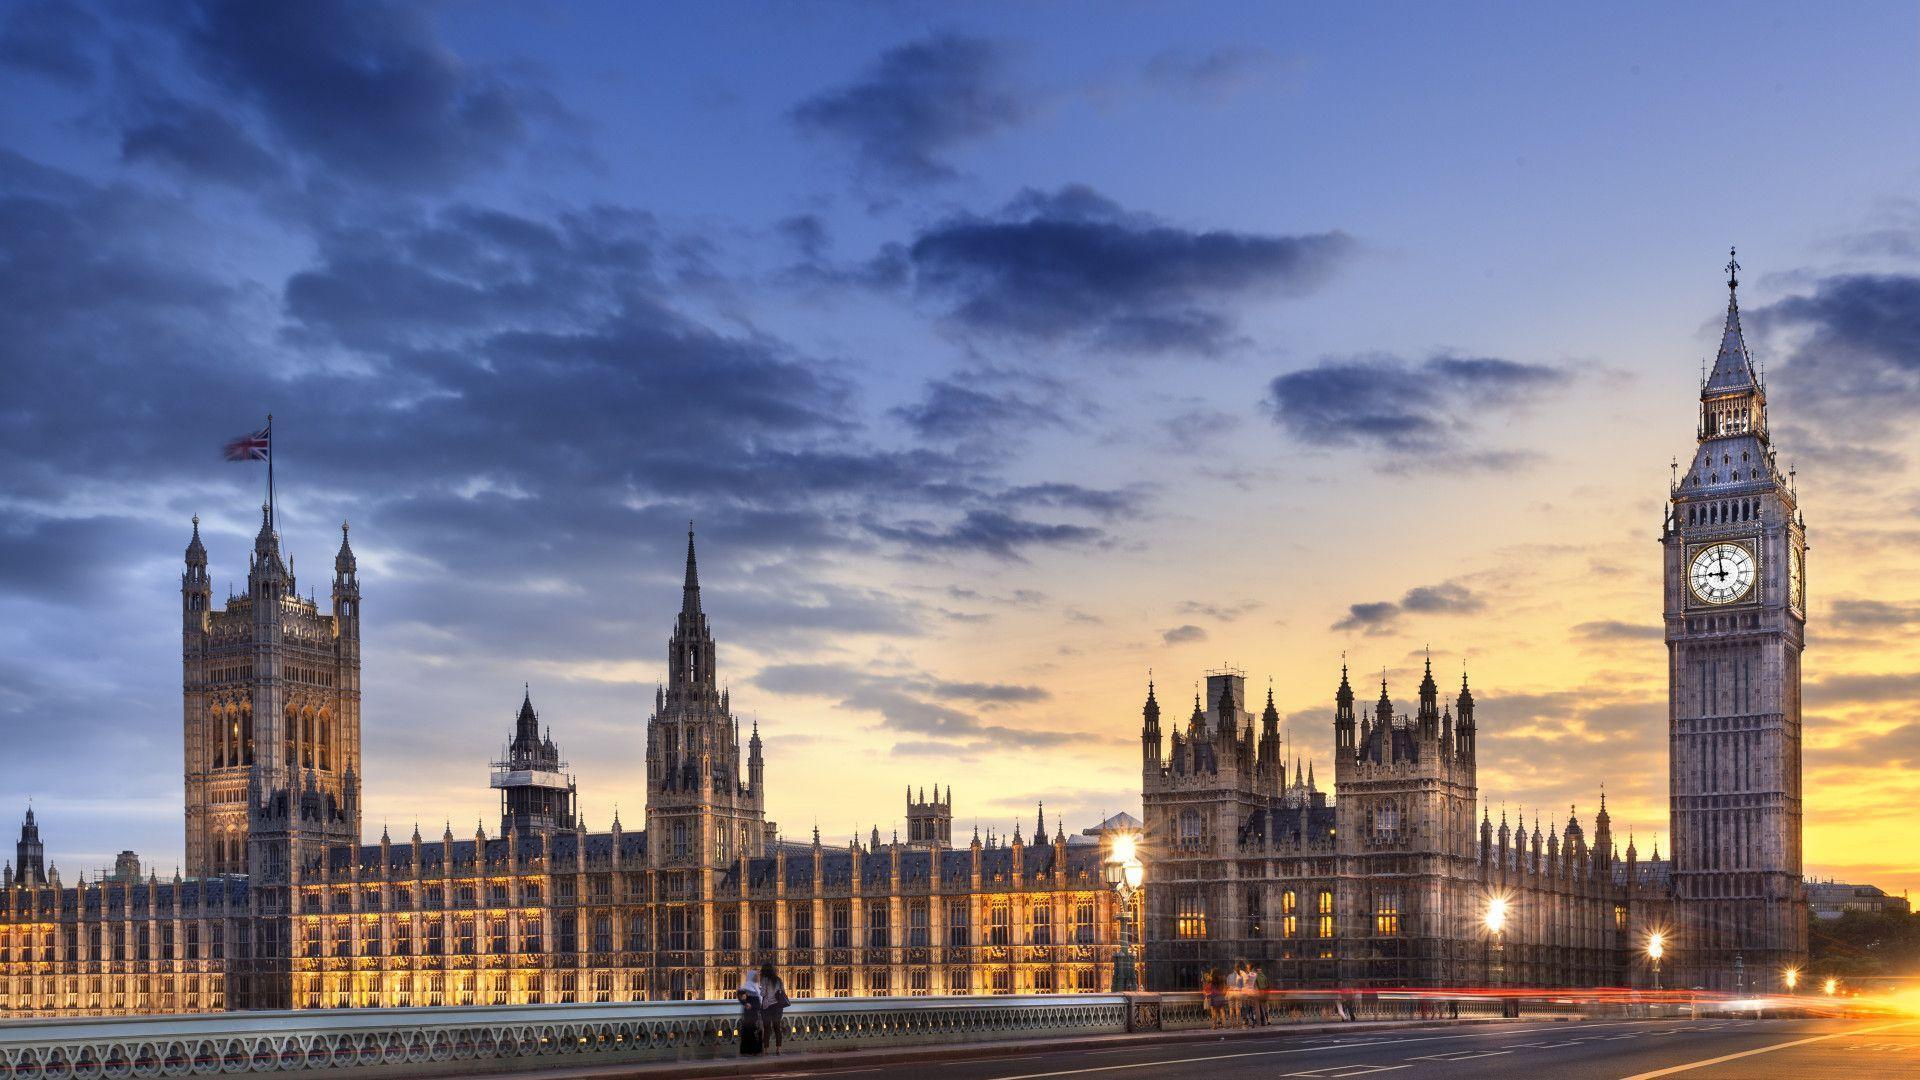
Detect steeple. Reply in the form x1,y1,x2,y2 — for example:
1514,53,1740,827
1417,652,1440,740
182,515,211,616
1334,660,1356,754
15,804,45,887
1141,677,1163,766
1704,247,1759,395
1688,248,1773,473
247,501,288,595
683,521,702,615
185,515,207,567
1455,667,1476,759
668,524,718,695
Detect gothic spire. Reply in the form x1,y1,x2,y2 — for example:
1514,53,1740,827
682,521,702,616
515,685,538,744
186,515,206,565
1705,247,1759,394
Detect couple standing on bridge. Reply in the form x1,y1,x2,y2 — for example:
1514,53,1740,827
735,965,792,1056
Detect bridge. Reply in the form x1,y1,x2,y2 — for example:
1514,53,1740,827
0,993,1903,1079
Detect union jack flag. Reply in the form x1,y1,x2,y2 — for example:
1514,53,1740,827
222,426,271,462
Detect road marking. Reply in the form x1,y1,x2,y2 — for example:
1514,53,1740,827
1617,1019,1919,1079
983,1021,1660,1080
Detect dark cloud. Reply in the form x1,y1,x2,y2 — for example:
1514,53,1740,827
1003,482,1139,517
0,154,1121,736
754,661,1069,753
1755,274,1920,440
1333,580,1482,634
120,98,284,186
1266,353,1569,468
1827,598,1920,630
906,184,1352,356
894,379,1063,441
1176,599,1262,622
1331,602,1398,633
1142,46,1282,103
790,33,1025,186
865,509,1106,561
1400,582,1482,614
1161,624,1207,645
178,0,567,190
1804,671,1920,710
1572,619,1664,643
1810,720,1920,769
0,0,98,86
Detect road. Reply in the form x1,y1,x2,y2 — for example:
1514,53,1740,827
729,1016,1920,1080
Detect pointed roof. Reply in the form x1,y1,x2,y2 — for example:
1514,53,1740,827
1705,248,1760,394
682,522,702,615
334,520,356,575
1082,811,1142,836
186,515,206,562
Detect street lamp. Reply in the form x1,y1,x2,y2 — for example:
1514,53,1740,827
1104,832,1144,992
1823,977,1838,997
1483,895,1508,991
1647,932,1665,993
1784,967,1798,993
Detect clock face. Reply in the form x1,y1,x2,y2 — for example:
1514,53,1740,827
1689,542,1756,605
1789,545,1805,612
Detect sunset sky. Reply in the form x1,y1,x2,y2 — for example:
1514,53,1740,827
2,2,1918,899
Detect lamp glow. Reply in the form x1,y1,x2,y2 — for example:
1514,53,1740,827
1483,896,1507,934
1784,967,1798,992
1647,932,1664,961
1824,977,1838,996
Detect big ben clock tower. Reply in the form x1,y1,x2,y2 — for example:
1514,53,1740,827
1663,251,1808,993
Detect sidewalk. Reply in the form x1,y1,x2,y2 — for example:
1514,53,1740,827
491,1015,1552,1080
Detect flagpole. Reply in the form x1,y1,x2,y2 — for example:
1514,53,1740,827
266,413,275,533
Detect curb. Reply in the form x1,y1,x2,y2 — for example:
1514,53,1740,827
496,1015,1549,1080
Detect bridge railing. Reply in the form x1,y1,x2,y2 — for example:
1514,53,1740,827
0,992,1558,1079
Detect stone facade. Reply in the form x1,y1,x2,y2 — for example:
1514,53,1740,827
1139,665,1674,992
1,526,1125,1017
1663,255,1809,992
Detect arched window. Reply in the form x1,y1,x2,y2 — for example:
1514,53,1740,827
1178,810,1203,845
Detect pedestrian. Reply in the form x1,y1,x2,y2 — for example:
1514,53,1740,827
1237,962,1256,1028
1254,965,1269,1026
758,963,789,1054
735,968,764,1055
1204,968,1227,1029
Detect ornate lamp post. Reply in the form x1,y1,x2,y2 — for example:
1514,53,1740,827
1104,832,1144,992
1647,932,1665,993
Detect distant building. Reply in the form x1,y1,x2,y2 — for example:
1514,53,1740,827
1138,662,1674,990
1806,880,1911,920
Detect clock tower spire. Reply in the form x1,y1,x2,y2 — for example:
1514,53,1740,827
1663,250,1807,993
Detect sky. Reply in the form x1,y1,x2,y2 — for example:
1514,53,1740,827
1,1,1918,897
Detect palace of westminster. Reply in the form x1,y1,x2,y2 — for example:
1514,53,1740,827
0,265,1806,1015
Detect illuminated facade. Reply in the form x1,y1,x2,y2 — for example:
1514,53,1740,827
1,524,1126,1017
1139,663,1675,991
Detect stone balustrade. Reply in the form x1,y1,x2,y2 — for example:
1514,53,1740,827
0,991,1535,1079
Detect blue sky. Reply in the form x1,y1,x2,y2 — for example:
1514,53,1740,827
4,1,1920,894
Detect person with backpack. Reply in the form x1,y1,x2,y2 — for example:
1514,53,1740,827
757,964,790,1054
